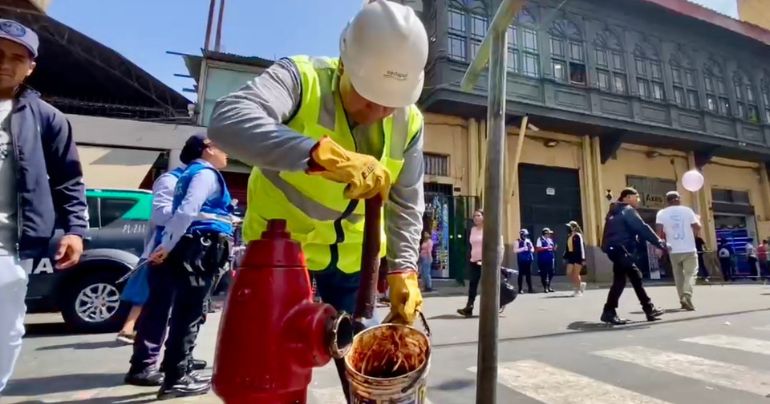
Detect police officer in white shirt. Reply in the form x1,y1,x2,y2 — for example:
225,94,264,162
656,191,701,311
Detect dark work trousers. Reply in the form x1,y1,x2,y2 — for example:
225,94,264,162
130,261,174,373
465,262,482,308
310,266,366,403
603,247,653,313
517,260,533,292
538,259,555,289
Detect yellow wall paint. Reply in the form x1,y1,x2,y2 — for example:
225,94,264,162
703,159,770,242
505,131,583,246
423,113,469,193
738,0,770,31
602,146,693,206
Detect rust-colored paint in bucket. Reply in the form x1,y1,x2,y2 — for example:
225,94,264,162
344,323,431,403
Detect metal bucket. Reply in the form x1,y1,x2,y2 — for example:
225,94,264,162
344,313,431,403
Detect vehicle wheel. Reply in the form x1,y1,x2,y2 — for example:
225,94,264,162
60,269,131,333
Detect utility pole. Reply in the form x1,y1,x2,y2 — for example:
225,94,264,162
460,1,527,403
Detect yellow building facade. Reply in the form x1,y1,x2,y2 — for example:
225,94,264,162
422,113,770,281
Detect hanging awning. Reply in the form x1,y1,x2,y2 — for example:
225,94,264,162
77,146,161,189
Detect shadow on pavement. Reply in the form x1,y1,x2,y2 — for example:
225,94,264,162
22,322,75,338
37,340,127,351
629,308,687,315
567,320,651,332
544,295,575,299
429,314,476,320
432,378,476,391
14,391,156,404
4,373,125,397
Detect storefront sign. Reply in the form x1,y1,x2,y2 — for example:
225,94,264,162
626,175,676,210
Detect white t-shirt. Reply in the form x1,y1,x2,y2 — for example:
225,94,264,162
656,205,699,254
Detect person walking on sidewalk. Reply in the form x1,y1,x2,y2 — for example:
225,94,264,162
0,19,87,393
564,221,586,296
655,191,700,311
458,209,484,317
695,234,709,282
418,231,434,292
536,228,556,293
516,229,535,293
600,188,667,324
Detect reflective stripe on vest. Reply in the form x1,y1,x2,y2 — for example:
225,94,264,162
243,55,423,273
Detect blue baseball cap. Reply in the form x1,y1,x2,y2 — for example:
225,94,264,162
0,19,38,58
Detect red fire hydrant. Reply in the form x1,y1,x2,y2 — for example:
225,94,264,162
212,219,353,404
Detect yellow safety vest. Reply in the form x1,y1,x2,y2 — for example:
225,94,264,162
243,55,423,274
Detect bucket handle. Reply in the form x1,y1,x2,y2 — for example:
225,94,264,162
416,310,431,338
398,311,431,395
382,310,431,338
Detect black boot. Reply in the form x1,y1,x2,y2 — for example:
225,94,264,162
157,374,210,400
643,304,664,321
457,306,473,317
600,310,628,325
124,367,164,386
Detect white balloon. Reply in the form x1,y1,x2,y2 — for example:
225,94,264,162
682,170,704,192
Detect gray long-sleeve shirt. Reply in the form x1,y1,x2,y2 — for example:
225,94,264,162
139,169,181,259
208,58,424,270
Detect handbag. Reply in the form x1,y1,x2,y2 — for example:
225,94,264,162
499,269,518,309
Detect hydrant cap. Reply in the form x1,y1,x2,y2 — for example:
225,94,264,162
238,219,307,269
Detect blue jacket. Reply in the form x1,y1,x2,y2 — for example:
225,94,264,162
601,202,662,254
13,88,87,259
172,162,234,236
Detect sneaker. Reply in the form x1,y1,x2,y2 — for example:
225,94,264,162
188,371,211,383
644,305,664,321
579,282,587,293
125,368,164,386
681,296,695,311
600,310,628,325
116,331,135,345
457,306,473,318
572,290,582,297
157,375,210,400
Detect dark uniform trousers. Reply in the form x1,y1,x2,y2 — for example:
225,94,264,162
604,246,653,312
130,236,222,379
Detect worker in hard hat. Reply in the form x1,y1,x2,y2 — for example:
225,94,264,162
208,0,428,395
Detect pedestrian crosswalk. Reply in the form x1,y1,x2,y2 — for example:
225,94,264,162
309,327,770,403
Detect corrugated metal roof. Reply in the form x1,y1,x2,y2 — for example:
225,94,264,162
640,0,770,46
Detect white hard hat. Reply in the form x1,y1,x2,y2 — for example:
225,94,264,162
340,0,428,108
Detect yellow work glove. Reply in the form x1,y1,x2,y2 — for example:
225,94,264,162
386,271,423,325
307,136,391,201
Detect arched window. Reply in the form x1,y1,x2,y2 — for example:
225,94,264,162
549,18,585,85
670,45,698,109
633,38,664,102
506,8,540,77
447,0,488,62
703,57,729,116
594,27,626,94
761,74,770,123
733,70,760,122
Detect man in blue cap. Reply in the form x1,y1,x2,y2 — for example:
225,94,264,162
0,19,87,392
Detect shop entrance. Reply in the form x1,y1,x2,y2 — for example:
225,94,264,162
712,188,758,278
424,185,479,282
519,164,582,276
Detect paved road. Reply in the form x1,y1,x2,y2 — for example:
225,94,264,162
4,282,770,403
